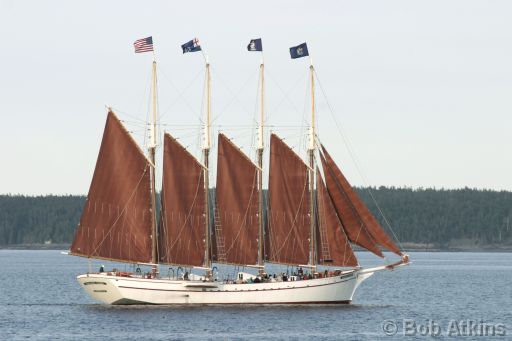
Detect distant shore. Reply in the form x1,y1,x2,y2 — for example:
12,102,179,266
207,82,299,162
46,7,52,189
0,244,70,250
2,243,512,252
399,242,512,252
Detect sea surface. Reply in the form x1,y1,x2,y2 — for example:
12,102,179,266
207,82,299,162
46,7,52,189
0,251,510,340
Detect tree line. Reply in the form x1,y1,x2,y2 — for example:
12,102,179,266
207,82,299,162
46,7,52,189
357,187,512,248
1,187,511,248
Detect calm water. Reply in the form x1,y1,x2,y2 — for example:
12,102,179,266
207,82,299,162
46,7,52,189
0,251,510,340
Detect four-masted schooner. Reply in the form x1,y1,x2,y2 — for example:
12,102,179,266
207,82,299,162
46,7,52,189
70,37,409,305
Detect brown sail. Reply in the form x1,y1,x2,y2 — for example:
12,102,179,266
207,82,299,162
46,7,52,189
319,152,382,257
70,111,153,263
266,134,310,265
316,169,358,267
320,145,402,256
158,133,206,267
214,134,259,265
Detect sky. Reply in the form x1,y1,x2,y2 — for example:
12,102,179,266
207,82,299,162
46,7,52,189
0,0,511,195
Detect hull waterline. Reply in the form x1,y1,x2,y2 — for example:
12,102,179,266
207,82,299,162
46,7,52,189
77,269,374,305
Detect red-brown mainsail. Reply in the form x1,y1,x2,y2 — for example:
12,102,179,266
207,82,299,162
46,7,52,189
319,151,383,257
320,145,402,256
266,134,310,265
214,134,259,265
158,133,206,267
316,169,358,267
70,111,153,263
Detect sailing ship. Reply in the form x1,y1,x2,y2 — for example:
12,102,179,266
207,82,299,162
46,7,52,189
69,39,409,305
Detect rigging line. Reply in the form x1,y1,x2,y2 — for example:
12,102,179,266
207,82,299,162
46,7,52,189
251,66,261,154
278,132,309,146
314,134,401,254
163,123,307,128
265,66,307,121
90,165,150,258
162,128,204,133
126,63,153,129
219,136,255,148
120,120,150,127
319,142,389,262
269,124,308,128
317,184,331,261
155,64,162,149
218,125,257,131
125,127,151,134
313,69,404,253
172,132,204,144
158,67,204,120
223,169,259,256
126,130,150,136
167,129,201,141
162,123,203,127
144,69,151,151
219,129,257,140
161,194,169,262
299,66,310,161
266,128,305,132
110,107,147,123
314,151,357,266
210,67,259,123
273,171,309,259
164,126,204,133
211,124,258,129
165,164,204,253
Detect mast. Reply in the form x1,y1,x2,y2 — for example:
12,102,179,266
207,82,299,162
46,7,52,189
203,60,212,270
308,61,316,269
149,59,158,267
257,58,265,271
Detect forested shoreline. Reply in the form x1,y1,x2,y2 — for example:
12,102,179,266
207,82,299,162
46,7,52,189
1,187,511,250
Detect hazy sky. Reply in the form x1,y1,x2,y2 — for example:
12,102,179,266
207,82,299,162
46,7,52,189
1,0,511,195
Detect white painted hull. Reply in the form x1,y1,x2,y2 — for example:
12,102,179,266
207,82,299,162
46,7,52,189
77,269,375,305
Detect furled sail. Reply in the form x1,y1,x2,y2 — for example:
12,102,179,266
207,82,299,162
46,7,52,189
266,134,310,265
315,169,358,267
214,134,259,265
158,133,206,267
320,145,402,256
70,111,153,263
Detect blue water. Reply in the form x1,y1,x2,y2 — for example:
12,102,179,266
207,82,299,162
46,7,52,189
0,251,510,340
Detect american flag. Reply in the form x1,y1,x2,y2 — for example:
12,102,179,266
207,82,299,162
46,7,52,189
134,36,154,53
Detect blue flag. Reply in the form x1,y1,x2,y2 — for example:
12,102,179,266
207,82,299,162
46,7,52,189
181,38,201,54
247,38,263,52
289,42,309,59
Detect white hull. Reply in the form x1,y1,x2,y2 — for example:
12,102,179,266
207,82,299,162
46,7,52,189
77,269,377,305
